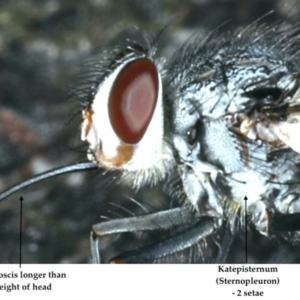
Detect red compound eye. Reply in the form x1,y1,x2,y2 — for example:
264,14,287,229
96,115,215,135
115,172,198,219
108,58,159,144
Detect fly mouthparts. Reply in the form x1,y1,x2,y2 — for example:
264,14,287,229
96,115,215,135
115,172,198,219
0,162,98,203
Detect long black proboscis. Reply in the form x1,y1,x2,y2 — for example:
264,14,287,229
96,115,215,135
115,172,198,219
0,161,98,203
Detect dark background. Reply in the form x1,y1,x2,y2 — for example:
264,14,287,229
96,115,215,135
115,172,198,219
0,0,300,263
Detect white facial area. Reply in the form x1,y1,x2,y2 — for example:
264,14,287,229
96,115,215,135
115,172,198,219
81,56,165,173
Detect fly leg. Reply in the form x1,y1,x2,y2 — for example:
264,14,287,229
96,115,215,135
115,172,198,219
110,217,215,263
269,212,300,233
249,190,300,242
91,206,216,263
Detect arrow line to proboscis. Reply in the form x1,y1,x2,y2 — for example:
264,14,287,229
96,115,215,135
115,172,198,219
19,196,24,268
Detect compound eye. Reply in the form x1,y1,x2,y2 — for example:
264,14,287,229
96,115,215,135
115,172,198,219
108,58,159,144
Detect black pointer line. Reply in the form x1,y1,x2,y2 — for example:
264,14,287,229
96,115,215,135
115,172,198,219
19,196,23,268
244,196,248,263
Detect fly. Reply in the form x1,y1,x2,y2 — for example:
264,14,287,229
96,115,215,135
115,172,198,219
1,20,300,263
